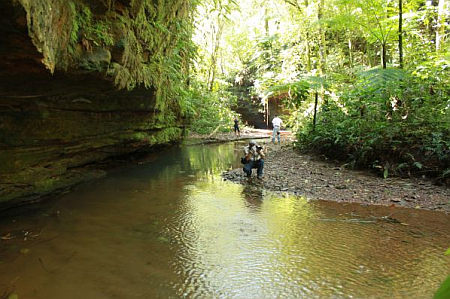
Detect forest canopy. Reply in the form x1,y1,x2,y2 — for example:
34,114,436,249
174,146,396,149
187,0,449,180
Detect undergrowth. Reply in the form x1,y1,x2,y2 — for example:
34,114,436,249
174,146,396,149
296,64,450,182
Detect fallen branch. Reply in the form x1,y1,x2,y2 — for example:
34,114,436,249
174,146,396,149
207,124,223,138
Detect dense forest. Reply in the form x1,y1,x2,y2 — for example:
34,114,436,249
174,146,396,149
0,1,449,297
186,0,449,181
0,0,447,207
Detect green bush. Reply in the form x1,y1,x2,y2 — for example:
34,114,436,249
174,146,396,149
297,64,449,179
183,80,239,135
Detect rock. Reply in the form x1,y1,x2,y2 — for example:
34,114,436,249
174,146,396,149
80,48,112,71
335,185,347,189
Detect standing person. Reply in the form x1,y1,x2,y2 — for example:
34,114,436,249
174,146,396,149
271,115,282,144
233,117,240,137
242,140,265,179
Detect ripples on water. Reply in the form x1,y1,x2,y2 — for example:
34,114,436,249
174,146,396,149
0,142,449,298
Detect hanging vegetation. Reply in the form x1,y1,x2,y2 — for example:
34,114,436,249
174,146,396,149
15,0,196,120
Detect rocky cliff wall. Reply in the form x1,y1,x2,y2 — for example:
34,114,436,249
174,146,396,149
0,0,192,209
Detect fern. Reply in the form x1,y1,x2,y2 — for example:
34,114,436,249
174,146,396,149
358,67,408,89
17,0,196,123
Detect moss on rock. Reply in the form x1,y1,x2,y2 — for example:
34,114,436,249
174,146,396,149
0,0,194,209
15,0,194,117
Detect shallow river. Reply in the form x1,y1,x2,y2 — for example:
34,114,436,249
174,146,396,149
0,142,449,298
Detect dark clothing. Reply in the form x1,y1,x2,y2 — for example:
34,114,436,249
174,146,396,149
234,119,240,133
243,159,264,178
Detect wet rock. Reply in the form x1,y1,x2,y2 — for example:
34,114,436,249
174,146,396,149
335,185,347,189
80,48,111,71
380,216,401,224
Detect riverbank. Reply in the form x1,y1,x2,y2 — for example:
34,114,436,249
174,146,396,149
198,131,449,212
183,128,282,145
1,140,448,298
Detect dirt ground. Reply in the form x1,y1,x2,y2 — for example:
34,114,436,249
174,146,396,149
202,131,450,213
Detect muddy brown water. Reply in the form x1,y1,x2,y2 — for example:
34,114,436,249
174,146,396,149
0,142,449,298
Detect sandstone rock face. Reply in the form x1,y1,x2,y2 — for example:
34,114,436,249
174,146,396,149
0,1,188,209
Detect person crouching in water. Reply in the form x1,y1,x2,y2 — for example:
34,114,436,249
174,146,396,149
243,140,265,179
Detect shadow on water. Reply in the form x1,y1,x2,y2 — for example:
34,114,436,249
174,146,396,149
0,142,449,298
242,184,264,211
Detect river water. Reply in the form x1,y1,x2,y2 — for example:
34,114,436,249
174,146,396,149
0,142,449,298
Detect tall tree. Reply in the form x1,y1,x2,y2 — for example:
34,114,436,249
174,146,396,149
284,0,313,72
398,0,403,68
318,0,327,74
207,17,224,91
337,0,396,69
436,0,447,52
193,0,237,90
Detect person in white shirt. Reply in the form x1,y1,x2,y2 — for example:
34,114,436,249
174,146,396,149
271,115,282,144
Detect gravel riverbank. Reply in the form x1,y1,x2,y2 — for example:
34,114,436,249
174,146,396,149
222,142,450,212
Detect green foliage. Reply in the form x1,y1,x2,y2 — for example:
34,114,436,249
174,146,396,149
434,275,450,299
297,62,450,178
433,249,450,299
19,0,196,123
184,80,239,134
69,2,83,44
105,0,196,119
269,81,310,109
189,0,449,182
69,3,91,43
69,3,115,51
89,21,115,46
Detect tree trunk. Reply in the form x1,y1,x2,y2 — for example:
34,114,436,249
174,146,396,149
436,0,445,51
304,0,312,72
382,43,387,69
318,0,326,74
313,91,318,131
208,18,224,91
398,0,403,68
366,40,373,67
348,38,353,68
305,32,312,72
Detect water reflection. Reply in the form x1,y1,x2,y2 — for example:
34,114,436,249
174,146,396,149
242,184,264,211
0,143,449,298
